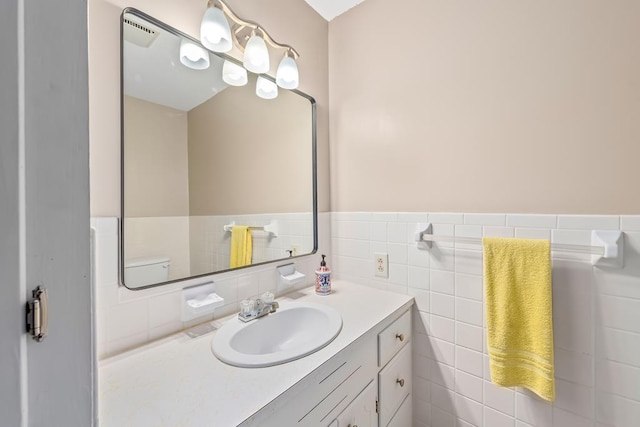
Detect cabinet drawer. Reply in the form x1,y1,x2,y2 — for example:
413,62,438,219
386,393,411,427
378,343,412,427
378,309,411,367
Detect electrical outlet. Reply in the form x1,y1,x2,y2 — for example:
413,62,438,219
374,253,388,278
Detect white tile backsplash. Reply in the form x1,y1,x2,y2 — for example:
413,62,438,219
93,211,640,424
330,212,640,427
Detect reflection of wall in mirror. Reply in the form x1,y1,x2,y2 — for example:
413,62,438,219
188,73,313,216
124,96,191,281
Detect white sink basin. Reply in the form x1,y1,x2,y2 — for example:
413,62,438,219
211,302,343,368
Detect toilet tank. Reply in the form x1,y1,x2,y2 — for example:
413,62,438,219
124,257,170,288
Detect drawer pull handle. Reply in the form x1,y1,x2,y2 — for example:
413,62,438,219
396,378,405,387
396,333,405,342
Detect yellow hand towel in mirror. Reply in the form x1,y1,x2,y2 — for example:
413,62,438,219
483,237,555,402
230,226,252,268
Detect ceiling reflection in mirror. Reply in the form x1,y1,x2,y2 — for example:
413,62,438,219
121,9,317,289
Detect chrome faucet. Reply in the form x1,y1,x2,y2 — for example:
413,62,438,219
238,292,279,322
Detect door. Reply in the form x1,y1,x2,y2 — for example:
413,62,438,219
0,1,93,426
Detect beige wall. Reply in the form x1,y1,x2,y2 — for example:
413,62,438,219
124,96,189,217
329,0,640,214
188,75,313,215
89,0,329,216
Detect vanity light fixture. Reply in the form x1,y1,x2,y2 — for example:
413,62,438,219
222,60,248,86
276,50,299,90
200,2,233,52
179,39,211,70
199,0,301,96
256,76,278,100
243,31,270,74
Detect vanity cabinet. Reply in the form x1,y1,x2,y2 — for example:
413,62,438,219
242,307,413,427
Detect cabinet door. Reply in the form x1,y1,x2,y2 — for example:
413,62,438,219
378,343,412,426
334,379,377,427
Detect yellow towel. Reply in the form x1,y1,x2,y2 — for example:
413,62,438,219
230,226,252,268
483,237,555,402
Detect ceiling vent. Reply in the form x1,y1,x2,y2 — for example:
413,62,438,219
123,18,158,48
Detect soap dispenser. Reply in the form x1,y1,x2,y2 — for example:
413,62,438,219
315,254,332,295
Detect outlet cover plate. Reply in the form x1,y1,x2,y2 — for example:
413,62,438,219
374,253,388,278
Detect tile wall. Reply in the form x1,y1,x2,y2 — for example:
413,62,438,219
92,213,329,359
331,212,640,427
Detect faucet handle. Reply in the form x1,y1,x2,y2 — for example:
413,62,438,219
261,291,274,304
240,299,255,317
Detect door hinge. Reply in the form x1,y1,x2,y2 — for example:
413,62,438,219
375,399,379,414
26,286,48,342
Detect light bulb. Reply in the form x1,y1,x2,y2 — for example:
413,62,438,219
179,40,210,70
256,76,278,99
222,60,248,86
200,5,232,52
276,54,299,89
243,34,270,74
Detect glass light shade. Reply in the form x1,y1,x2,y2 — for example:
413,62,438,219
243,35,270,74
222,60,248,86
256,76,278,99
200,6,232,52
179,40,210,70
276,55,299,89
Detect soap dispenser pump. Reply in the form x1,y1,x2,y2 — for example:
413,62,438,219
315,254,332,295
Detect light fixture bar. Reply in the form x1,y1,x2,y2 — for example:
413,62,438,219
209,0,300,59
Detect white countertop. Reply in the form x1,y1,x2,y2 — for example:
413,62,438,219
98,281,414,427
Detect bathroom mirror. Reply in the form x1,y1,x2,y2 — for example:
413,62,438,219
121,9,317,289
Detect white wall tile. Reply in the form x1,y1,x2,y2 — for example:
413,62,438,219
431,269,455,295
370,221,387,242
431,361,455,390
431,247,455,271
554,379,594,419
464,214,506,226
456,298,484,327
389,263,408,286
388,243,408,264
557,215,619,230
597,392,640,427
515,228,551,240
428,213,464,225
455,224,483,238
455,394,483,426
597,327,640,367
409,288,430,313
408,245,430,268
431,404,455,427
106,299,149,343
484,226,515,238
388,222,408,243
456,322,484,352
554,347,594,386
408,266,430,290
484,381,515,416
485,406,515,427
456,369,483,403
456,273,483,301
430,337,455,367
506,215,557,229
431,292,455,319
621,215,640,231
597,360,640,401
597,294,640,334
552,407,592,427
430,314,455,343
456,347,484,378
455,250,483,275
515,392,552,427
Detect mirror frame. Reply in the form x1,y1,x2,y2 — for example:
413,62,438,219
119,8,318,290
